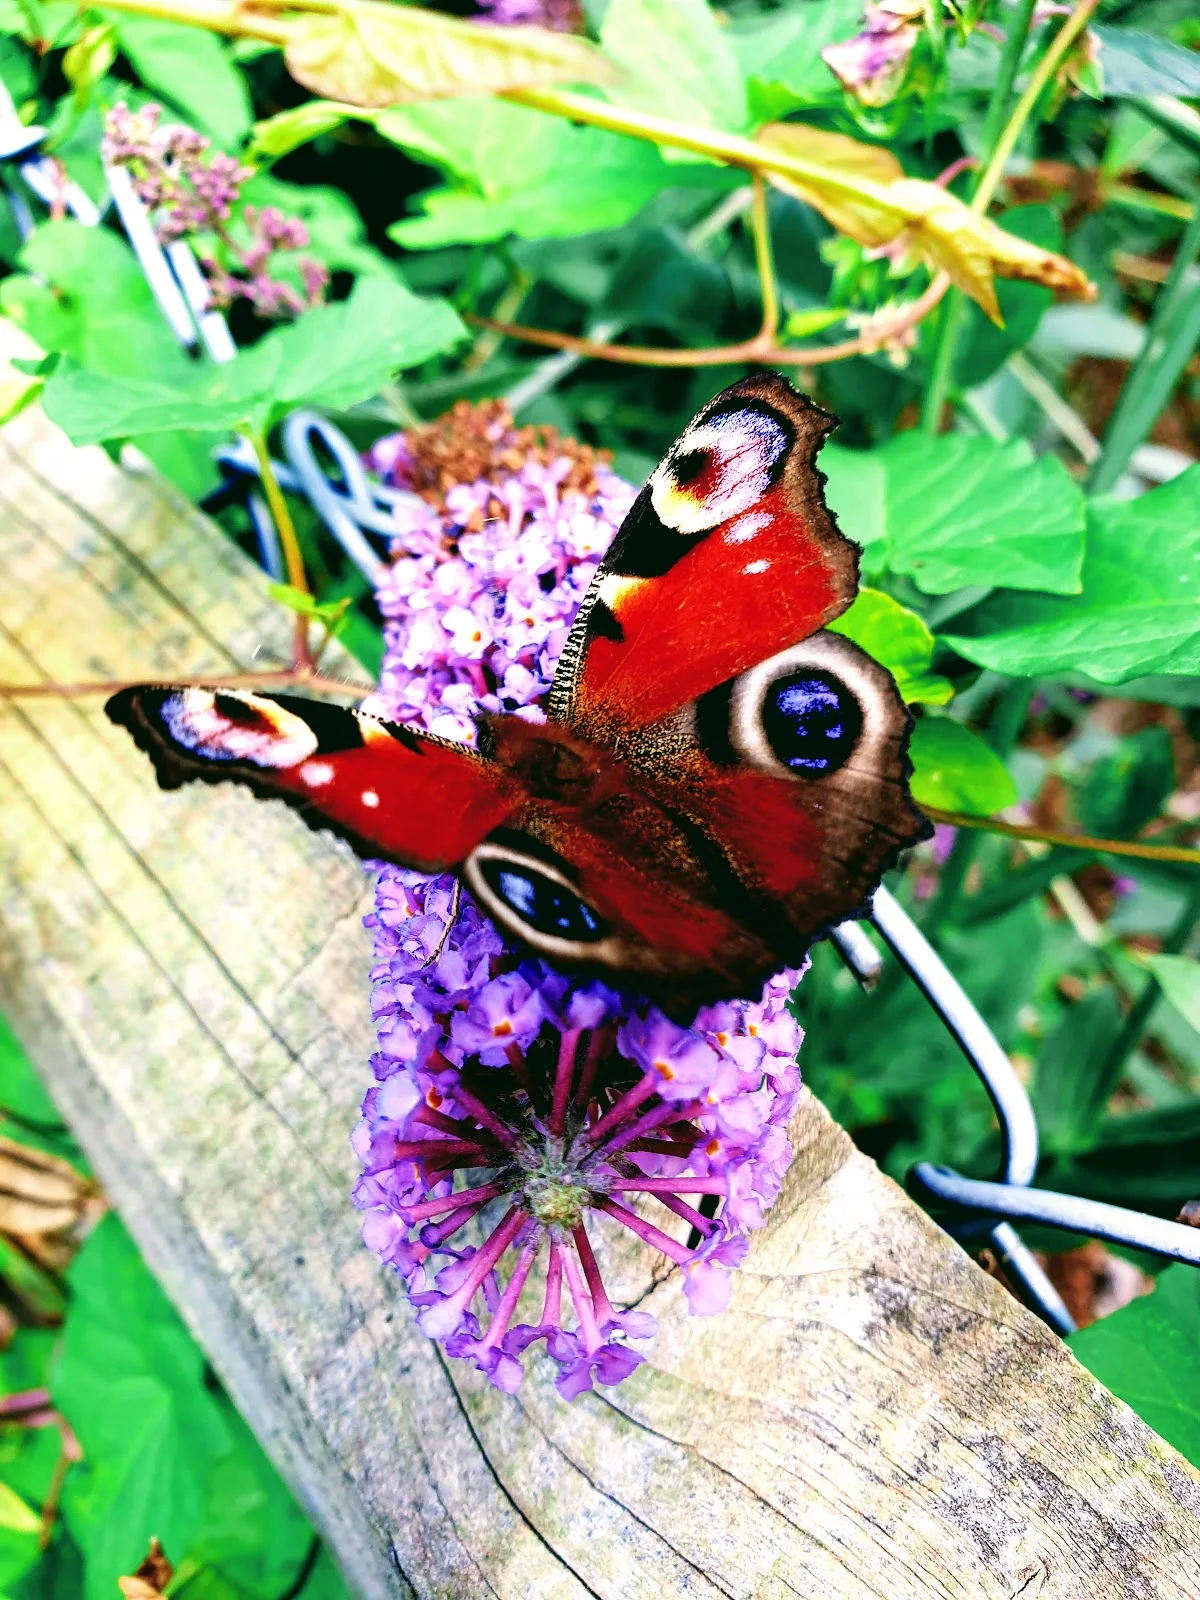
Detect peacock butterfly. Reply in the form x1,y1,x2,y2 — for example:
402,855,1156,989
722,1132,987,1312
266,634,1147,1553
107,373,930,1017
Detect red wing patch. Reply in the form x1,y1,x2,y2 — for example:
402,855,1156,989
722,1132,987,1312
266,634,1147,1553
106,686,519,870
550,373,859,743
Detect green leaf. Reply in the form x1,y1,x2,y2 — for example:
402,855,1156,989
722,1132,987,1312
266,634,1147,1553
1142,955,1200,1035
882,433,1085,597
820,442,887,555
729,0,862,121
379,98,694,248
52,1216,233,1600
43,276,465,443
1069,1266,1200,1468
268,583,351,632
61,21,116,106
1093,25,1200,99
600,0,747,147
108,17,252,147
1077,727,1174,839
603,226,730,339
0,220,191,380
280,0,614,110
782,305,846,339
943,469,1200,684
0,1485,39,1536
248,99,352,161
908,716,1018,815
1030,987,1124,1151
828,587,954,704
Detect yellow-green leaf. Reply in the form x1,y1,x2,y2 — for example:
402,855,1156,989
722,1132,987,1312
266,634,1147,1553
756,122,1094,323
828,588,954,705
63,20,117,105
0,1482,40,1536
281,1,616,110
909,716,1018,816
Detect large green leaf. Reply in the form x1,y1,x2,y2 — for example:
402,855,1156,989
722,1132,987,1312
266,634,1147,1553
1069,1266,1200,1468
882,433,1085,596
943,469,1200,683
280,0,614,109
0,220,191,380
52,1216,232,1599
820,442,887,560
908,715,1018,815
600,0,747,143
109,17,252,146
828,587,954,704
1030,987,1124,1152
603,225,730,339
1143,955,1200,1036
952,207,1059,390
43,276,465,442
729,0,862,121
1093,26,1200,99
1077,727,1174,839
380,98,692,248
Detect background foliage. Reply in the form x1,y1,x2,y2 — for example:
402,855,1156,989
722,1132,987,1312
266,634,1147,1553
0,0,1198,1588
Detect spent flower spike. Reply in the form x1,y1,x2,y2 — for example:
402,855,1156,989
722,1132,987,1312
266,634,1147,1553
355,403,805,1398
102,103,329,322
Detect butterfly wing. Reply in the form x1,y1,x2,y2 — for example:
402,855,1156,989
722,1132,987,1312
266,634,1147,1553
106,686,519,869
472,633,925,1016
550,372,856,744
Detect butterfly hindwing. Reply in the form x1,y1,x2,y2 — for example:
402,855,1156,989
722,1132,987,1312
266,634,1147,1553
550,373,857,744
106,686,518,870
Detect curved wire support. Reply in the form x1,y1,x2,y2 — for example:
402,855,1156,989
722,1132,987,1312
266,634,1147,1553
911,1166,1200,1269
863,888,1078,1331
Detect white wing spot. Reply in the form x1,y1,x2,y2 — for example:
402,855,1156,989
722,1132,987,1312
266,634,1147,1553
300,760,334,787
361,789,381,808
743,559,771,575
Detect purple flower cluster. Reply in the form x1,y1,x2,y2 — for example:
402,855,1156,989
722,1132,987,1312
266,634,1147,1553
475,0,584,31
822,0,923,107
102,103,329,321
355,420,805,1398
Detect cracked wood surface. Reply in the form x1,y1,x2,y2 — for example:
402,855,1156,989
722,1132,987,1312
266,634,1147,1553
1,386,1199,1600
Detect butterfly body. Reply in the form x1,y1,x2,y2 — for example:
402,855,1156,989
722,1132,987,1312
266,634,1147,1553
108,374,930,1017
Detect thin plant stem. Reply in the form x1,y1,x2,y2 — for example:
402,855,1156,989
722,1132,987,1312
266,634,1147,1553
920,0,1040,431
923,678,1035,933
972,0,1102,215
748,173,779,344
465,272,949,370
243,425,313,667
920,805,1200,866
1091,880,1200,1124
1085,200,1200,495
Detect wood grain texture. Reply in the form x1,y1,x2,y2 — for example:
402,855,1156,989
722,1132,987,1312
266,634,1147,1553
1,380,1199,1600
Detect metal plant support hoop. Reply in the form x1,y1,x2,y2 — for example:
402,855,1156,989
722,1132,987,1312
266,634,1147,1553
5,98,1198,1340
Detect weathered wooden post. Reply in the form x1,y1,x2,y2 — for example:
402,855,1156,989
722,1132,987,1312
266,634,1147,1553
2,382,1198,1598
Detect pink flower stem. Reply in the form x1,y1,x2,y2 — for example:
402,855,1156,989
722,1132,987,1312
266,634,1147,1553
413,1106,504,1147
549,1027,582,1136
590,1097,705,1162
403,1181,505,1224
480,1237,540,1353
541,1240,564,1329
451,1086,526,1154
584,1071,660,1146
611,1177,729,1194
420,1198,491,1248
437,1205,525,1322
652,1191,718,1236
561,1242,603,1354
504,1043,534,1094
393,1138,487,1162
592,1197,692,1266
573,1024,615,1111
571,1222,617,1329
